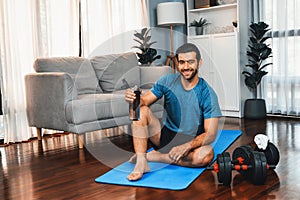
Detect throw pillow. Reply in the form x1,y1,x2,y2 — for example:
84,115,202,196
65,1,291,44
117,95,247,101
34,57,102,94
90,52,140,92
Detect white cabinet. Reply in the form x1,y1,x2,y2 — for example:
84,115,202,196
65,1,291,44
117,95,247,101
211,33,239,112
186,0,248,118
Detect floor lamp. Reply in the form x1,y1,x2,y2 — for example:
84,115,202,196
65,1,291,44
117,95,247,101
157,2,185,71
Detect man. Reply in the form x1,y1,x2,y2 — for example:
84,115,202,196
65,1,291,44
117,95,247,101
125,43,222,181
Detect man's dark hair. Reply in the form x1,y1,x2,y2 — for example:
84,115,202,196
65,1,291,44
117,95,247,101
175,43,201,62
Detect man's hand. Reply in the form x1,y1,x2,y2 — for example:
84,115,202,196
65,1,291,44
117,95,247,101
125,88,136,104
168,142,192,163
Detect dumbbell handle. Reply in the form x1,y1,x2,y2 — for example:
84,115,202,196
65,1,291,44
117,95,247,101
233,164,276,170
233,165,252,170
231,157,277,170
207,163,276,171
206,164,253,171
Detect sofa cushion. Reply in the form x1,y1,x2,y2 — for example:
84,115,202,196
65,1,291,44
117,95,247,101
34,57,102,94
90,52,140,92
66,93,127,124
65,91,164,124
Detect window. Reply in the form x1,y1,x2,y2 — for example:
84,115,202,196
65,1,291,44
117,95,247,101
262,0,300,116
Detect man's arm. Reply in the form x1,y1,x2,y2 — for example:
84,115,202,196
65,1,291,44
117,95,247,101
168,117,219,162
140,90,158,107
125,88,158,107
190,117,219,148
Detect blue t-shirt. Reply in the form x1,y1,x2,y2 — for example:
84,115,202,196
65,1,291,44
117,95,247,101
151,73,222,136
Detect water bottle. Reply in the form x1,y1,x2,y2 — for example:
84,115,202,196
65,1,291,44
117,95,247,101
129,85,141,121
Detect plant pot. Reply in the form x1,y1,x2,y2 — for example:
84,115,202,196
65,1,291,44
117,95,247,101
244,99,267,119
196,27,204,35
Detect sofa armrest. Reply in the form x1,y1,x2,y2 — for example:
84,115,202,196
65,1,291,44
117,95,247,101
25,72,77,130
140,66,172,87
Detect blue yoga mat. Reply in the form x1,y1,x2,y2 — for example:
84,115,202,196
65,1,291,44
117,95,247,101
95,130,242,190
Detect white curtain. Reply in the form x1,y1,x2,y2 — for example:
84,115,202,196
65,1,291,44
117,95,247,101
80,0,149,57
0,0,149,144
260,0,300,116
0,0,79,143
35,0,80,57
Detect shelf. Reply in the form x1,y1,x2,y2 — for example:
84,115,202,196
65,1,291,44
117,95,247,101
189,3,237,13
188,31,237,39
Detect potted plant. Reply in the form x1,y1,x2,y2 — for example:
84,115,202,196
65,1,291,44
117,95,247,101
190,17,210,35
132,27,161,65
242,22,272,119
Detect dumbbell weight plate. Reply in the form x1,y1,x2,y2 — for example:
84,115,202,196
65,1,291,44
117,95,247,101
249,151,268,185
232,145,253,164
255,142,280,166
222,152,232,186
267,142,280,165
232,145,253,178
216,153,232,186
259,152,268,184
217,154,224,183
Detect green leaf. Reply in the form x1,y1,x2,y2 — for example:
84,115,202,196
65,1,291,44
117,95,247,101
250,29,259,39
144,36,151,44
145,41,157,49
134,32,144,40
141,27,147,36
252,43,266,50
247,59,257,64
247,51,259,62
144,28,150,38
133,39,143,46
261,47,272,59
253,71,268,85
250,37,257,44
243,72,257,89
242,71,254,77
259,62,272,71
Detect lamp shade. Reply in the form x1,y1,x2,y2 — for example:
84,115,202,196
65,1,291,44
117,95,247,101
157,2,185,26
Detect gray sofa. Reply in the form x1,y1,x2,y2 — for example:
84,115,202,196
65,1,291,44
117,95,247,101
25,52,171,148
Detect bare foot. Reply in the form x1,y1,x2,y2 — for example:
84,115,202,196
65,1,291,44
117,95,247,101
127,155,150,181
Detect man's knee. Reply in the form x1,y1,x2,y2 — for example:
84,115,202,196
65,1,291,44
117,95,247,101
139,106,156,123
132,106,153,127
192,145,214,166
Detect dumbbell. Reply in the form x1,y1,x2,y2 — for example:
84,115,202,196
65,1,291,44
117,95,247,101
233,142,280,167
207,149,277,186
232,147,277,185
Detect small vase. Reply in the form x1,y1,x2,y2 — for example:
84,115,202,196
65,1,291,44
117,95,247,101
196,27,204,35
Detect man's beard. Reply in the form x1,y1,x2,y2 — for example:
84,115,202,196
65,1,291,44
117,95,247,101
180,68,198,81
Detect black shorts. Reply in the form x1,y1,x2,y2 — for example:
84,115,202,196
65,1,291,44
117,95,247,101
150,126,194,153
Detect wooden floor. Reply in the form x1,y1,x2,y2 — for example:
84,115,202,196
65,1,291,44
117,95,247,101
0,117,299,200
